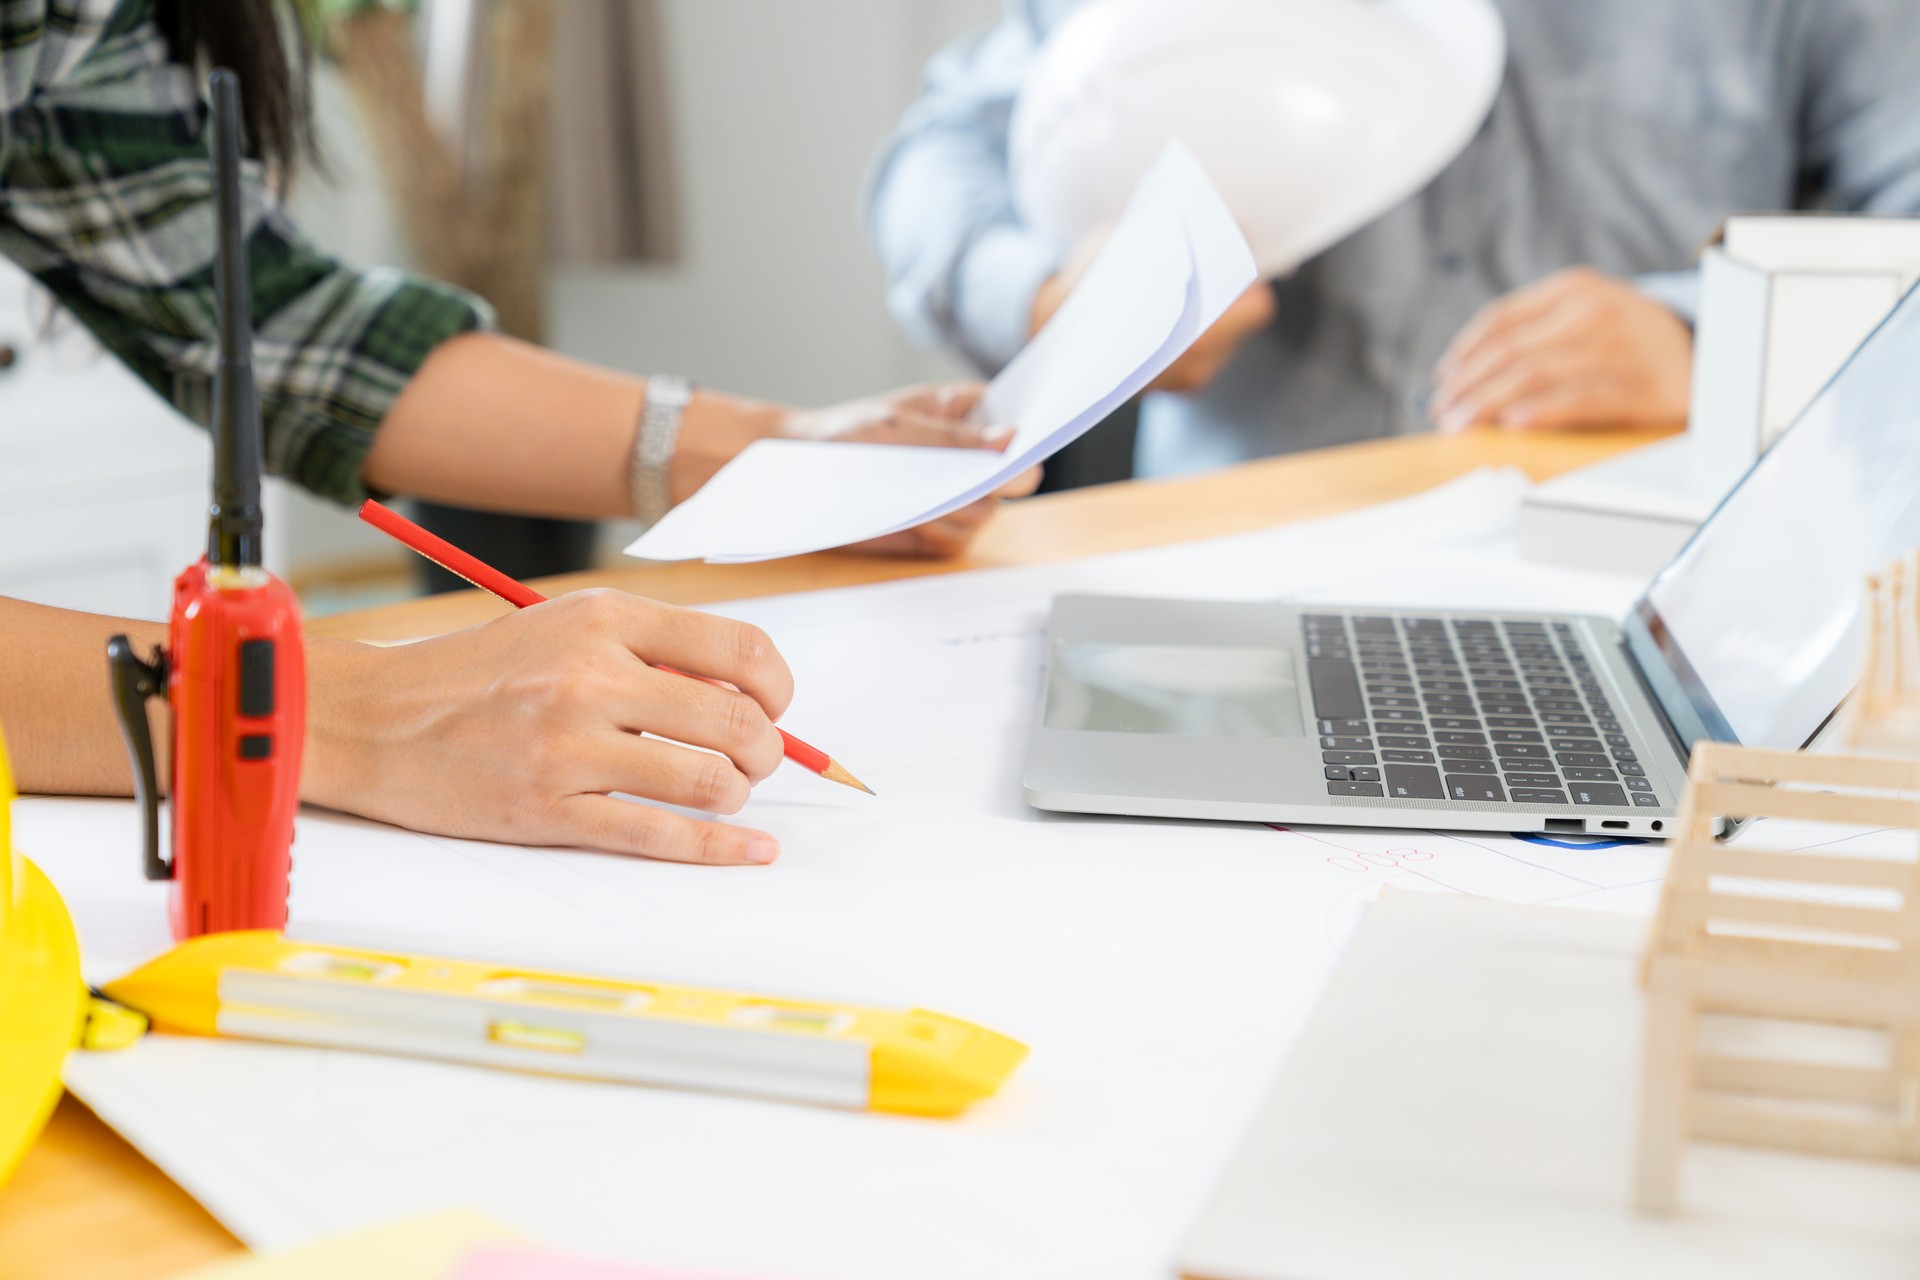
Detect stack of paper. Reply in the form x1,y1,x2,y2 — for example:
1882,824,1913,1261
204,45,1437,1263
624,142,1258,563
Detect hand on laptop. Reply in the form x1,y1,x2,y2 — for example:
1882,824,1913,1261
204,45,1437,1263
304,590,795,866
1430,267,1692,435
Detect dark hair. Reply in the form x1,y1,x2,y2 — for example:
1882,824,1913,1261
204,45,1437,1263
153,0,315,175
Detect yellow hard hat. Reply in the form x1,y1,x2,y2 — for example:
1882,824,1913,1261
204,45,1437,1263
0,727,88,1186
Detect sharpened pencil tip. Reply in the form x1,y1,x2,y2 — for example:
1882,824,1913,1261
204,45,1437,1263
821,760,875,795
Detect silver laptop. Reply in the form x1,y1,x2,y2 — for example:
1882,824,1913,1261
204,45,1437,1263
1025,281,1920,837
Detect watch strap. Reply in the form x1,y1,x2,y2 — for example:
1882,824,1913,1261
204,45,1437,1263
631,375,694,529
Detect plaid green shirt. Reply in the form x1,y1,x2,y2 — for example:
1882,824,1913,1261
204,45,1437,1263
0,0,492,505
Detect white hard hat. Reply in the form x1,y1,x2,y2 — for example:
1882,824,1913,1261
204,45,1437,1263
1010,0,1507,277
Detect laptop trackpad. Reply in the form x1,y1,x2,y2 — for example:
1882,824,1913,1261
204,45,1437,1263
1042,643,1304,738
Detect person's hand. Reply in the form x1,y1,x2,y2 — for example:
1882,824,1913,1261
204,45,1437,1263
306,590,795,865
779,383,1042,558
1430,267,1693,435
1031,233,1276,394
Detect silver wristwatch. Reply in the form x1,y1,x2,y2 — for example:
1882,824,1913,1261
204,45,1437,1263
631,375,694,529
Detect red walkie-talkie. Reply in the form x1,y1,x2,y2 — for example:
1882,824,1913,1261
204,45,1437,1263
108,70,306,941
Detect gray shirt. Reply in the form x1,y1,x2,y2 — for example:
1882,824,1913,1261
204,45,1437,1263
866,0,1920,477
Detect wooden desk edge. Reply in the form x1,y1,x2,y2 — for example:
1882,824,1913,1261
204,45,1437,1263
3,429,1665,1278
310,430,1664,644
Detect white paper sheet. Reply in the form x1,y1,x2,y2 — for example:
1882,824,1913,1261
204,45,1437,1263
31,471,1675,1280
624,142,1257,564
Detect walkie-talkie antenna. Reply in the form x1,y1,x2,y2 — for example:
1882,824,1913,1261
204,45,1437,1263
207,69,264,569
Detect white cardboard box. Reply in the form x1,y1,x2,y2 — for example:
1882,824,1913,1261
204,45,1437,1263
1520,215,1920,575
1690,216,1920,490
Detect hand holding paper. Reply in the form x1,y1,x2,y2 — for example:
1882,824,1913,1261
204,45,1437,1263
626,142,1259,564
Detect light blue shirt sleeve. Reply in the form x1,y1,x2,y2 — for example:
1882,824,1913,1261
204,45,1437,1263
1632,269,1703,326
863,6,1070,373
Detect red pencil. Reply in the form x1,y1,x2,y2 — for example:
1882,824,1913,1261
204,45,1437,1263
357,499,873,795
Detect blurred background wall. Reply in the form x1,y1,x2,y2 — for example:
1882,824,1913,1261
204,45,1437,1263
549,0,989,402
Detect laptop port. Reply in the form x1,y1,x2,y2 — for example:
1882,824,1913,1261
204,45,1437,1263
1601,820,1629,830
1543,819,1582,833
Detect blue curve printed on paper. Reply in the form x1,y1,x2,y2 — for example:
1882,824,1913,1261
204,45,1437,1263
1512,832,1648,851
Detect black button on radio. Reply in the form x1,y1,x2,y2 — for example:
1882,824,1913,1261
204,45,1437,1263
239,639,276,717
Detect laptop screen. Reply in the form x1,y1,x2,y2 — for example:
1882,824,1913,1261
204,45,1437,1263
1628,280,1920,751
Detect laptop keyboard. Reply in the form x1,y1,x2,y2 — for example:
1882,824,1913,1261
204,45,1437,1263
1304,615,1662,809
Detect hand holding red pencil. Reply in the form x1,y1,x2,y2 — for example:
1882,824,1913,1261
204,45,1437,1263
308,585,798,865
343,501,869,867
358,499,871,796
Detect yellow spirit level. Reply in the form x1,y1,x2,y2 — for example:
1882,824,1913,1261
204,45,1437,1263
106,932,1026,1118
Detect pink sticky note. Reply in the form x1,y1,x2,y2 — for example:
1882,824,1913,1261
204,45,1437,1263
448,1246,783,1280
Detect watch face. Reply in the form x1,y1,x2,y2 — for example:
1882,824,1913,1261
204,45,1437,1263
648,375,695,408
